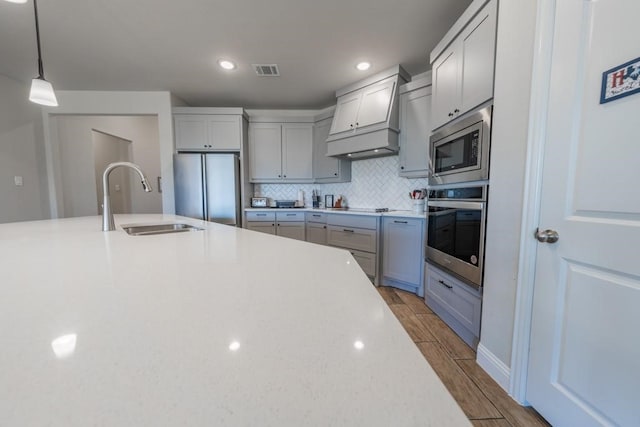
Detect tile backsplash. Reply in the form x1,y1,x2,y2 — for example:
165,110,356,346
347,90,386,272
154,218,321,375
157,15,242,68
254,156,428,210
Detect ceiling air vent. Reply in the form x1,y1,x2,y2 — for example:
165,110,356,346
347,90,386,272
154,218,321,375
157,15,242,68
252,64,280,76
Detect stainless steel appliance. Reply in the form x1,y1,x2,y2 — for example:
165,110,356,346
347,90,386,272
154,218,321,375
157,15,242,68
425,185,487,288
429,106,492,186
251,197,268,208
174,153,241,226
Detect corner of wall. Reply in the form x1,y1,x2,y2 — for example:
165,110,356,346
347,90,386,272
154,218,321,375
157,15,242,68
476,342,511,392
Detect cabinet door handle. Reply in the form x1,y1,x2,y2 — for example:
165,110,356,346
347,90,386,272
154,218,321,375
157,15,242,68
286,213,296,216
438,280,453,289
278,175,281,178
394,220,408,224
454,108,460,113
400,166,405,170
283,175,287,178
312,214,321,217
343,228,354,233
355,122,359,127
350,124,354,128
257,214,266,217
323,226,327,229
334,173,338,176
448,112,454,117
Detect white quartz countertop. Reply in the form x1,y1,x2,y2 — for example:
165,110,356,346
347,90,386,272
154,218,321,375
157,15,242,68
245,207,427,219
0,214,467,426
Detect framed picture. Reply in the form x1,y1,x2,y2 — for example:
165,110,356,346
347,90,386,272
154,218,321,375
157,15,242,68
324,195,334,208
600,56,640,104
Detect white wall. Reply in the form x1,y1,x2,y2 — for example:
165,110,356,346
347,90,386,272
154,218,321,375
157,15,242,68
54,115,162,217
480,0,538,371
0,74,49,224
254,156,429,210
42,91,176,217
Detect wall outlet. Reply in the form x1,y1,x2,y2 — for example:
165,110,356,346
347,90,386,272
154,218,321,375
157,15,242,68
14,176,23,186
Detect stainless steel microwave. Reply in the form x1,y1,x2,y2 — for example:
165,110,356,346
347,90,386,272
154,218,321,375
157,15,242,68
429,106,492,186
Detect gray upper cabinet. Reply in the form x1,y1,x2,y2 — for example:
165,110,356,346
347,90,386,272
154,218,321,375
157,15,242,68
430,0,497,130
382,217,425,296
399,76,432,178
313,116,351,183
174,113,242,151
282,123,313,181
249,123,283,181
249,122,313,183
329,76,396,136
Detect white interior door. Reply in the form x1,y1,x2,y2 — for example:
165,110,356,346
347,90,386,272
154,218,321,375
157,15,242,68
527,1,640,426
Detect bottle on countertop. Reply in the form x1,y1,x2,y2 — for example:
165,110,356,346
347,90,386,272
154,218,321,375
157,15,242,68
296,189,305,207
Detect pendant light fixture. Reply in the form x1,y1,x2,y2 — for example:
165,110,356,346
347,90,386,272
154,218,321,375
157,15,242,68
28,0,58,107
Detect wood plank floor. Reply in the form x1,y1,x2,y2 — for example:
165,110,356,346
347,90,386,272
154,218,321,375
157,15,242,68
378,287,550,427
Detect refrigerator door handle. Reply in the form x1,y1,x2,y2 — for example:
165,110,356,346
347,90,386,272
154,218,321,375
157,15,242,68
201,155,208,221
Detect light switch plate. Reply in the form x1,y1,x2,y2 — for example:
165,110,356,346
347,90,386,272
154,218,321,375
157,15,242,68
14,176,23,186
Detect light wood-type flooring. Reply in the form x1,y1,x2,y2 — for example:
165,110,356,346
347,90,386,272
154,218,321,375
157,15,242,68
378,286,550,427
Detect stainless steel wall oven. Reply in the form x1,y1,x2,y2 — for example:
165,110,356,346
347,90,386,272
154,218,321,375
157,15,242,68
425,185,488,288
429,106,492,186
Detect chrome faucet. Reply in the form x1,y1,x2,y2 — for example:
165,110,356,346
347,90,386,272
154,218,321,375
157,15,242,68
102,162,152,231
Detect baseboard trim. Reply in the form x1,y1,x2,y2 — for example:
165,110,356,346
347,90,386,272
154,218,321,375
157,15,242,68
476,342,511,392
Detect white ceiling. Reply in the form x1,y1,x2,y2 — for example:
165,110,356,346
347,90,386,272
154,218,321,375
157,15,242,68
0,0,472,109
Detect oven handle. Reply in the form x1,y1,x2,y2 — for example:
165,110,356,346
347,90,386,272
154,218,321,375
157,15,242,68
427,200,484,210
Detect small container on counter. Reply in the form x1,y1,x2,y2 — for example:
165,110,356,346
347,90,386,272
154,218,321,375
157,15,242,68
412,199,425,213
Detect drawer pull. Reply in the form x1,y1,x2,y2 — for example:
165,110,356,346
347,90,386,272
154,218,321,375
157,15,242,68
313,214,321,217
393,220,408,224
438,280,453,289
257,213,267,216
343,229,354,233
286,213,296,216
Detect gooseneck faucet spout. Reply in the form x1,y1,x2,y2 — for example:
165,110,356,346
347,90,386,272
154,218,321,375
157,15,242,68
102,162,153,231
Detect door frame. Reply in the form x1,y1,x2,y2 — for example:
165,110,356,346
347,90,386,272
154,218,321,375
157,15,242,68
508,0,556,404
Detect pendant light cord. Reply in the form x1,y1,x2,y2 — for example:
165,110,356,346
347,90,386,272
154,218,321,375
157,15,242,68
33,0,45,79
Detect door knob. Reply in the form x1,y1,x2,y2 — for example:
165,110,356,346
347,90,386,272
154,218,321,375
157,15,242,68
535,228,559,243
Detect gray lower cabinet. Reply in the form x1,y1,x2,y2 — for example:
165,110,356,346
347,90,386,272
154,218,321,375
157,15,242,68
246,211,305,240
305,212,327,245
246,211,276,234
327,214,379,283
382,217,425,296
424,263,482,349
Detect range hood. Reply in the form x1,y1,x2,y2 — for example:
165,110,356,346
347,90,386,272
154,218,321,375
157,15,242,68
326,65,409,159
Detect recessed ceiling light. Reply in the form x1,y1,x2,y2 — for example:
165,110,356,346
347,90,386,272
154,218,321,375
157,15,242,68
218,59,236,70
356,62,371,71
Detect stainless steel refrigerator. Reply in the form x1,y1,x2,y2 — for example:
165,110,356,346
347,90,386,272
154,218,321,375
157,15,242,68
174,153,241,226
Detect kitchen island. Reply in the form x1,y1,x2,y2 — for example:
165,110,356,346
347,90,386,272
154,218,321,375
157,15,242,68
0,214,469,426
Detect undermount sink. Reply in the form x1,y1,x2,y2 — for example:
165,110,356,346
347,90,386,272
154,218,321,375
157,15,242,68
122,223,204,236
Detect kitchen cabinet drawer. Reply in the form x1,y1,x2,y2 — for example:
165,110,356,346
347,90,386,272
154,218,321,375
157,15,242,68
306,222,327,245
305,212,327,223
349,249,377,278
425,264,481,336
327,225,377,253
246,211,275,222
276,211,305,222
246,221,276,235
327,214,378,230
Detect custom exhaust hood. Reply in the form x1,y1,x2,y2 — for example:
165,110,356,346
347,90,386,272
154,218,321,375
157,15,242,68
326,65,410,159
